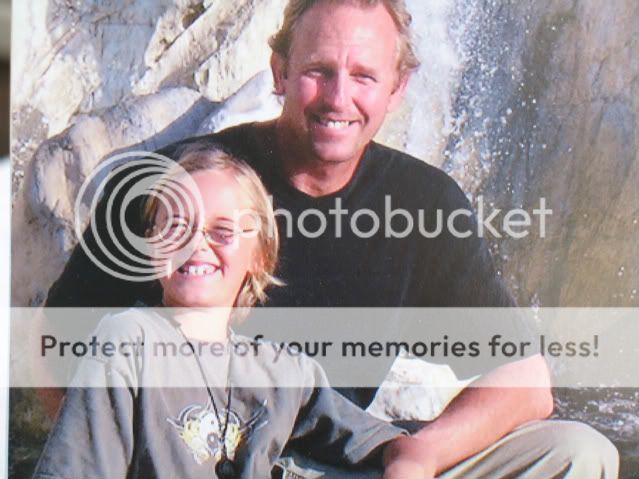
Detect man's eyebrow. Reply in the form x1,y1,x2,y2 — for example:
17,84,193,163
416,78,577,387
301,57,379,75
301,59,331,69
352,65,378,76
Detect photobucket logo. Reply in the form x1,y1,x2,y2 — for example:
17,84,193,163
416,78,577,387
74,151,207,282
272,196,552,240
74,150,551,281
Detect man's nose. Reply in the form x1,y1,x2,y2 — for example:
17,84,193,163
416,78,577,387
322,73,350,110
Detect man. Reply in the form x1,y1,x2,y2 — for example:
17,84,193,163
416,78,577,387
46,1,618,478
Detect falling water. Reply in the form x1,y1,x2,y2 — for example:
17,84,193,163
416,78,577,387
403,2,639,468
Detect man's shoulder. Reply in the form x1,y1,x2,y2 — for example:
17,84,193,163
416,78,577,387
155,121,268,166
366,142,466,203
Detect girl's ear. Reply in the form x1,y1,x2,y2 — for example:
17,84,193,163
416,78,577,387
249,247,264,275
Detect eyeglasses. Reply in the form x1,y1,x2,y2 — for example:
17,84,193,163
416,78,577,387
154,221,256,247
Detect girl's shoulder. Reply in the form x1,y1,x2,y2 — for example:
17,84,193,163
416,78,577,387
94,307,178,344
230,334,330,389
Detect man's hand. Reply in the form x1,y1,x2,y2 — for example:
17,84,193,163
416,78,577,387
383,436,436,479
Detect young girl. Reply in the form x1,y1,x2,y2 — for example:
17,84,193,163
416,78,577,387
33,145,410,479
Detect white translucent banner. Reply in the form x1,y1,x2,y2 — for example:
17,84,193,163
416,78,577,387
9,307,638,388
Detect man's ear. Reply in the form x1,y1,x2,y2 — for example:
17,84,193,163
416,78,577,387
387,72,411,113
271,53,288,95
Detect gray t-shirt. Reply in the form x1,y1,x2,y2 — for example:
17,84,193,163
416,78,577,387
33,309,404,478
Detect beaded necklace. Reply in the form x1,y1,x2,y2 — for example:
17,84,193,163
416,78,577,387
174,322,238,478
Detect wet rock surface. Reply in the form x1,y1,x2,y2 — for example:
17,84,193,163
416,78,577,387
554,389,639,478
442,0,639,309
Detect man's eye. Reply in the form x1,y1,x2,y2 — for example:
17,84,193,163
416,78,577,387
307,68,330,78
355,73,376,83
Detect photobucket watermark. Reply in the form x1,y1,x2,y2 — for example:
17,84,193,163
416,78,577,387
268,196,552,240
74,151,552,282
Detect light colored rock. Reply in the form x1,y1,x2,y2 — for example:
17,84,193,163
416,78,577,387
142,1,205,69
12,87,215,306
196,70,282,135
367,355,474,422
11,0,286,175
12,70,282,306
133,0,288,102
29,87,208,225
194,0,288,102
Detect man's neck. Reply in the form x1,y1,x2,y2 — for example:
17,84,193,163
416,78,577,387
275,122,364,197
285,160,361,197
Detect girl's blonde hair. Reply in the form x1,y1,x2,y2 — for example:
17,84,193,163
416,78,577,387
142,143,281,311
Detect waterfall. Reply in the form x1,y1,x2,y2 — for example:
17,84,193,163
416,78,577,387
404,0,463,168
406,0,536,201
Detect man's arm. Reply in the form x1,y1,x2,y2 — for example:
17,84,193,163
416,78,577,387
383,354,553,478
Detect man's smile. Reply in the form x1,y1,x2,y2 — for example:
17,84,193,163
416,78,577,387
312,115,356,130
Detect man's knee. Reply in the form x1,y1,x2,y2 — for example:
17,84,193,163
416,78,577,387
543,421,619,477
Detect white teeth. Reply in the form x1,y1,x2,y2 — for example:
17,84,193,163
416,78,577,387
319,119,350,129
184,264,216,276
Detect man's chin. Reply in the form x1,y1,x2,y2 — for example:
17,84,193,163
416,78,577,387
310,144,362,165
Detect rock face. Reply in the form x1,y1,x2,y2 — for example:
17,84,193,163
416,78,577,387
12,87,215,304
11,0,287,305
440,0,639,308
366,355,474,422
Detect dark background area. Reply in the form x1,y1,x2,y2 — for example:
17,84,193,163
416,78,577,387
1,59,8,156
1,0,8,156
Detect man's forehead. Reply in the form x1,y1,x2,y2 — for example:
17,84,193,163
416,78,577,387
295,2,396,35
301,20,380,48
288,1,400,64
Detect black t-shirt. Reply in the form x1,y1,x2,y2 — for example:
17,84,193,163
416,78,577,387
46,121,517,406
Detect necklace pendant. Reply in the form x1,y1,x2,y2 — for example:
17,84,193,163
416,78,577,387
215,458,238,478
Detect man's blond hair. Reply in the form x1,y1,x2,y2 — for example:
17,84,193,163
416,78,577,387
269,0,420,77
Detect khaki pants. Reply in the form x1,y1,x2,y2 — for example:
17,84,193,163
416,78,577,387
274,420,619,479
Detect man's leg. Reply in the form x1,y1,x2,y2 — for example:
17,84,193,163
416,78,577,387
273,421,618,479
436,420,619,479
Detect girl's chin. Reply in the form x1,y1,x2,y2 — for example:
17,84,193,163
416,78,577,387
164,292,228,309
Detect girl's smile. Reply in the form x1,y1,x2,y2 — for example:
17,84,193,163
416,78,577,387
154,169,260,310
